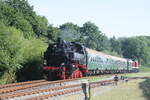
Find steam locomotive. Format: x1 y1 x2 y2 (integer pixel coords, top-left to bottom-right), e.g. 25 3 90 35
43 38 139 80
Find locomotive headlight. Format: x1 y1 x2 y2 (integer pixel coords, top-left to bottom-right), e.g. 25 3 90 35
43 60 47 65
72 64 75 68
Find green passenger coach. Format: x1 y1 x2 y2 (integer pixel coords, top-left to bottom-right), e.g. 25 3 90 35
86 48 133 74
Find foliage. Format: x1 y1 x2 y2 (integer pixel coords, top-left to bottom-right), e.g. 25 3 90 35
102 50 122 57
17 37 47 81
0 0 52 84
0 23 25 83
140 78 150 100
0 0 34 37
0 0 50 38
80 21 106 50
46 25 60 42
121 37 150 65
0 23 47 84
140 66 150 72
109 36 122 54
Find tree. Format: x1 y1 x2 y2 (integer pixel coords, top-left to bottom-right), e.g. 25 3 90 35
80 21 105 50
110 36 122 55
0 23 25 83
121 37 150 65
0 0 50 84
47 25 60 42
10 12 34 37
33 16 48 37
0 1 14 25
16 37 47 81
0 0 49 38
5 0 33 13
0 0 34 37
0 23 48 84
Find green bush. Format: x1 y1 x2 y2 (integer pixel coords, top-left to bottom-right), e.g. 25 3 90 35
0 23 25 84
16 37 47 81
0 23 47 84
140 78 150 100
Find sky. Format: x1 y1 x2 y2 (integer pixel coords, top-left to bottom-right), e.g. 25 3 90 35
28 0 150 38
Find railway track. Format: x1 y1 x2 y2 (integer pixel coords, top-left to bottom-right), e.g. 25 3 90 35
0 84 81 100
0 80 46 89
0 79 78 99
0 76 149 100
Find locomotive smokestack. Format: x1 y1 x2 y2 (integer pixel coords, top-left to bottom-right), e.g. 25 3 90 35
57 37 63 46
57 37 67 49
57 37 61 44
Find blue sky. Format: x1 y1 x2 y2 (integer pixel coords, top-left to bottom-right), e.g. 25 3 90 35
28 0 150 38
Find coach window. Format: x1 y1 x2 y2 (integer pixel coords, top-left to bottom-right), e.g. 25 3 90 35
92 57 94 62
92 58 94 62
91 58 93 62
94 58 96 62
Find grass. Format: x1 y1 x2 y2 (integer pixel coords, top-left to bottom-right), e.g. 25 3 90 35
123 66 150 77
60 93 84 100
91 79 147 100
124 72 150 78
81 75 112 82
140 66 150 72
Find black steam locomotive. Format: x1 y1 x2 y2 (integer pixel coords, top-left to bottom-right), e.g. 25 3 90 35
43 38 88 80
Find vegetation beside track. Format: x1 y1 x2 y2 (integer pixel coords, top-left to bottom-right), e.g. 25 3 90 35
81 75 113 82
123 66 150 78
140 66 150 72
124 72 150 78
91 79 147 100
60 94 84 100
140 78 150 100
